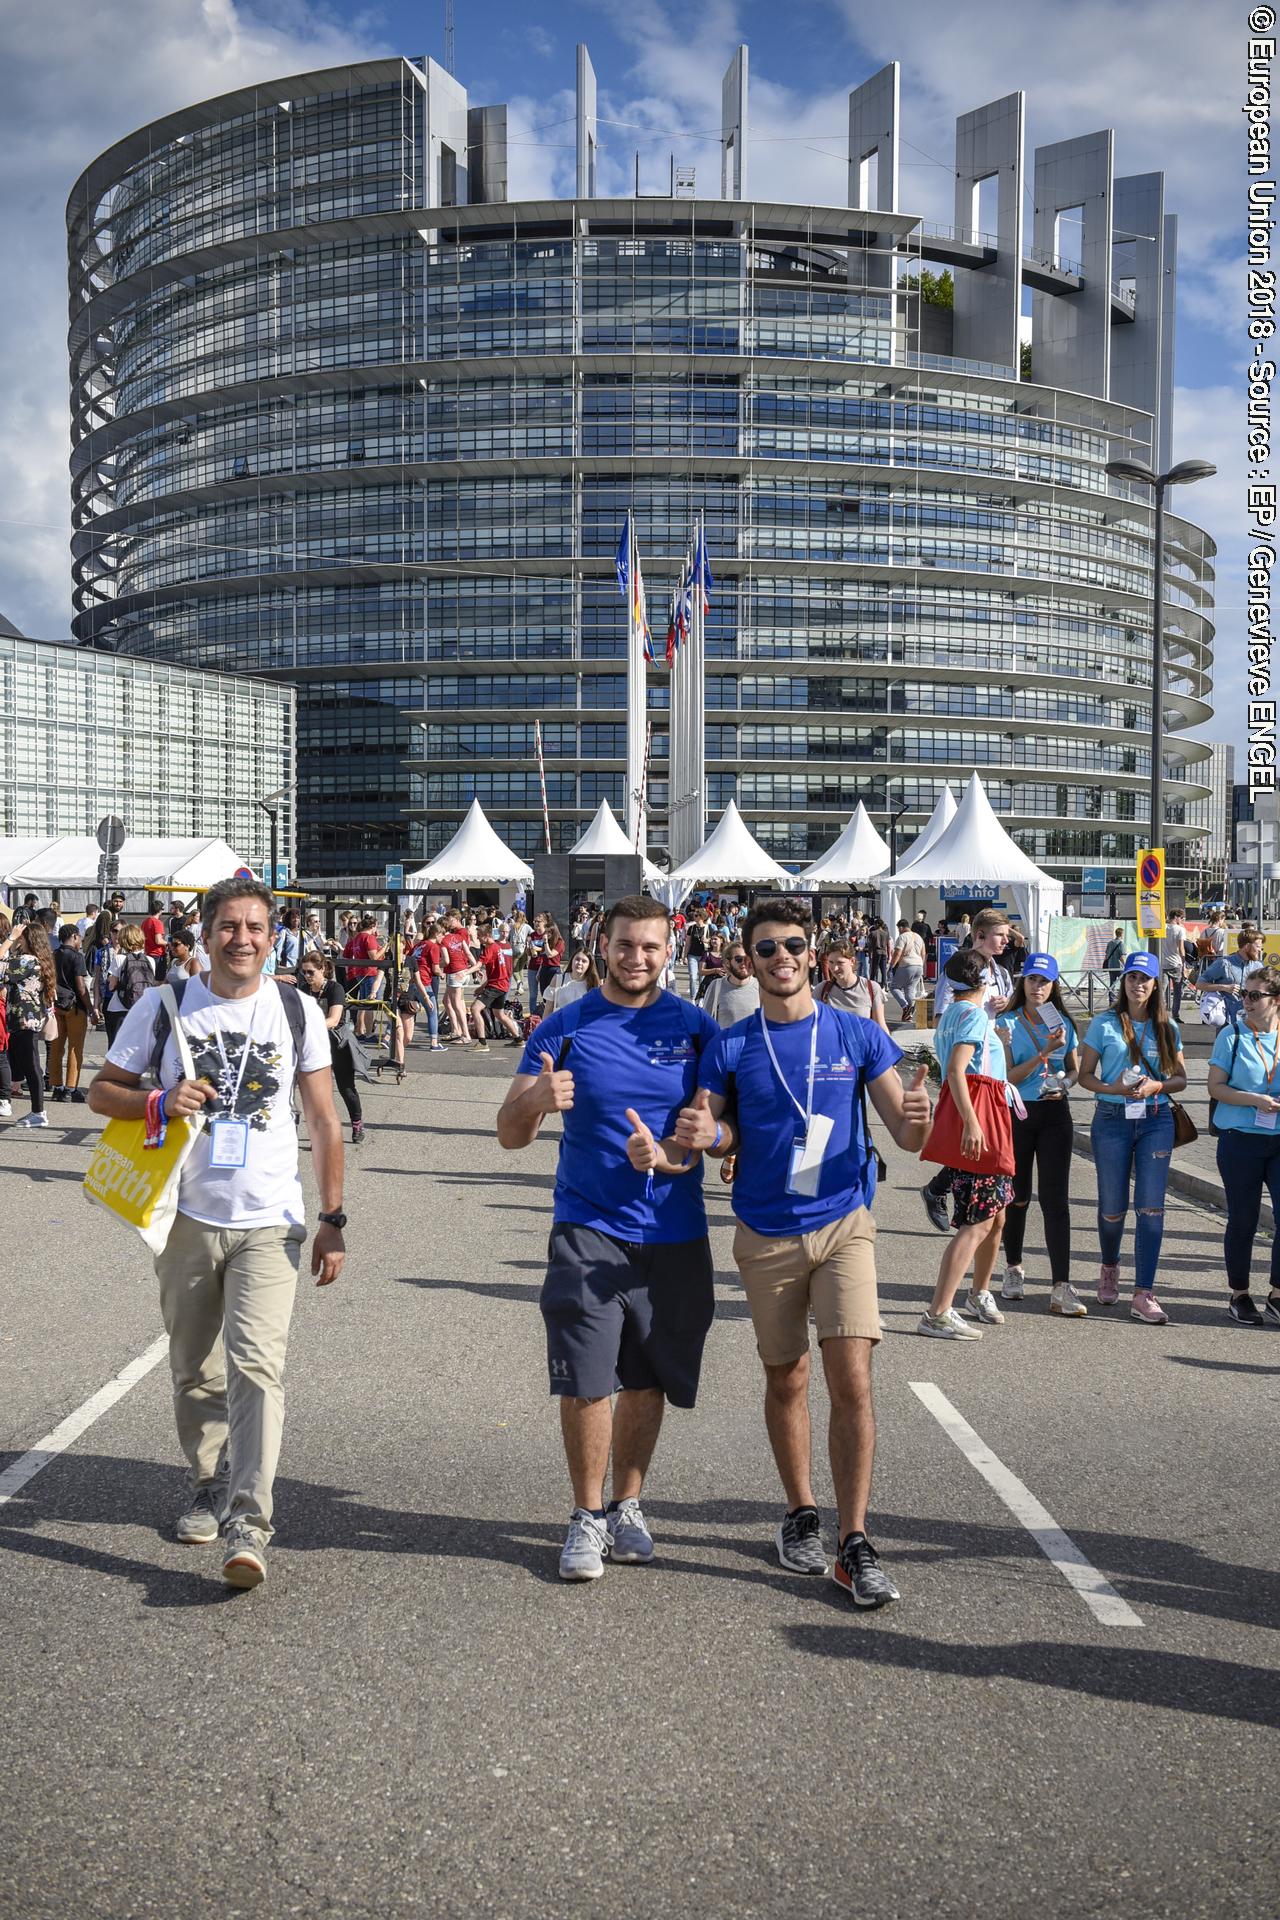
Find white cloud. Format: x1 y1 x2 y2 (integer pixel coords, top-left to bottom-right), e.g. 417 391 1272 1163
0 0 390 638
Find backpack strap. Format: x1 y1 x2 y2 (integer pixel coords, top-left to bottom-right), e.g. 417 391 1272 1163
148 977 308 1088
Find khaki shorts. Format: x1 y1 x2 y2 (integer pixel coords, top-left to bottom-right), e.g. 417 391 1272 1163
732 1208 881 1365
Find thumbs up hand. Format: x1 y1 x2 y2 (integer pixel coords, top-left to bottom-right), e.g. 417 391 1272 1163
536 1051 575 1114
901 1063 932 1129
674 1084 719 1152
624 1107 659 1172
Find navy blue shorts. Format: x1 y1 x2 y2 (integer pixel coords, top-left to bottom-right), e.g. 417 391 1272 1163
540 1224 716 1407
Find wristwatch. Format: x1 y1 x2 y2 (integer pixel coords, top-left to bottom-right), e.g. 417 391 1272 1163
318 1209 348 1229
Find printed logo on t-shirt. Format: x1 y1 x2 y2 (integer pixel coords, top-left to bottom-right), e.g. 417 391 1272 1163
648 1038 695 1066
188 1030 284 1131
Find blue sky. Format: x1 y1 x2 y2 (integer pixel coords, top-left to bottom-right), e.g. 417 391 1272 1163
0 0 1245 744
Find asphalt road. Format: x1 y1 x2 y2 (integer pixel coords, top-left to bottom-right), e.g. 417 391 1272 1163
2 1030 1278 1920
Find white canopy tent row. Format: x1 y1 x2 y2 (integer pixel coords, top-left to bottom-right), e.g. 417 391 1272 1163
793 802 892 894
0 835 252 909
879 773 1064 947
655 801 795 910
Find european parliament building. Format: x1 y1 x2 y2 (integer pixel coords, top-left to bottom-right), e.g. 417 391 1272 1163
66 47 1214 886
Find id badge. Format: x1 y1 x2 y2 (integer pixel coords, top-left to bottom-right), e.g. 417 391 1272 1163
786 1112 835 1196
1124 1099 1146 1120
1257 1108 1279 1132
208 1118 250 1169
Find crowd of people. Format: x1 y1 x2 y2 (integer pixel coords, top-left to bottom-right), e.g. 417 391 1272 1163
3 877 1276 1601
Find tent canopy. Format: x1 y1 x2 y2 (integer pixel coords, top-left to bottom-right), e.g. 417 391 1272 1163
1 835 250 890
666 801 793 890
796 802 892 887
404 799 534 888
880 773 1063 946
896 785 958 869
568 800 666 892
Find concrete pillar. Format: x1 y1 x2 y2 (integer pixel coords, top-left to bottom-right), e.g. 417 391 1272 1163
576 45 597 197
418 59 469 207
1111 173 1168 461
467 105 507 204
1032 129 1114 399
953 91 1024 375
848 64 899 212
721 46 748 199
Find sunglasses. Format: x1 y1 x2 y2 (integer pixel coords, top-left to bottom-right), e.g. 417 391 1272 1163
1242 989 1275 1003
751 936 809 959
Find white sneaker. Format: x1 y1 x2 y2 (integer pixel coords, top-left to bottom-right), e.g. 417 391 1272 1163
917 1308 983 1340
1000 1265 1025 1300
963 1289 1005 1325
0 1100 11 1117
12 1112 49 1129
1049 1282 1088 1318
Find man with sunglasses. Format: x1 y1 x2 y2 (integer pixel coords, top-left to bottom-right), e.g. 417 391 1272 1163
677 898 932 1606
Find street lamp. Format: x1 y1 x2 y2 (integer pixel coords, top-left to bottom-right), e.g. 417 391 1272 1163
257 787 287 891
1103 456 1216 948
888 800 910 874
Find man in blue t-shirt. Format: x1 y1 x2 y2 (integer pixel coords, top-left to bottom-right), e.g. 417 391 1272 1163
497 895 719 1583
678 898 932 1608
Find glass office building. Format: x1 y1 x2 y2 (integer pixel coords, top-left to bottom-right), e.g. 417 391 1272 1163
0 630 294 870
67 52 1214 884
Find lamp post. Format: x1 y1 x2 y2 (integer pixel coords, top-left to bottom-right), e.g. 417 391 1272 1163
257 786 287 891
1103 456 1216 951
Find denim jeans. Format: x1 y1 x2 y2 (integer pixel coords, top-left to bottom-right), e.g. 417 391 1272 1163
1090 1102 1174 1290
1162 970 1184 1020
1216 1128 1280 1293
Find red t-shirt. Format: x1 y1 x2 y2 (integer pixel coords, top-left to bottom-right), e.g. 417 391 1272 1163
415 937 443 983
441 929 474 976
343 930 382 981
141 914 167 960
480 941 512 993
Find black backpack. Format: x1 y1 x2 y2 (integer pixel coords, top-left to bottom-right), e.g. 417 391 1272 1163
117 953 153 1011
148 977 307 1088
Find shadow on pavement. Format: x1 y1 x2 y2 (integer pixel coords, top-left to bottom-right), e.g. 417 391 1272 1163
1167 1354 1280 1376
393 1273 754 1320
781 1619 1280 1729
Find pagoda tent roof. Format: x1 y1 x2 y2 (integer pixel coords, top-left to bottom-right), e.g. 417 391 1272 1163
403 800 535 888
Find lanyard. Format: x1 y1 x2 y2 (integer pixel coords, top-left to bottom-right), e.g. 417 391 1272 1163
209 993 262 1114
758 1008 818 1135
1018 1011 1055 1059
1253 1026 1280 1087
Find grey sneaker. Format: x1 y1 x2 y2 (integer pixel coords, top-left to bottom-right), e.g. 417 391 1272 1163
776 1506 828 1575
963 1289 1005 1325
921 1183 951 1232
917 1307 983 1340
221 1521 268 1589
175 1482 225 1544
1000 1264 1025 1300
605 1496 654 1564
559 1508 608 1581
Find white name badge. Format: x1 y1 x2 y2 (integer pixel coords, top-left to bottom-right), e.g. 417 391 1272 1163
208 1118 250 1169
786 1111 836 1196
1124 1099 1147 1120
1257 1108 1278 1131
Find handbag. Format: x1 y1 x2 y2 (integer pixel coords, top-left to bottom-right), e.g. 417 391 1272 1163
82 984 205 1254
921 1022 1015 1177
1169 1099 1198 1148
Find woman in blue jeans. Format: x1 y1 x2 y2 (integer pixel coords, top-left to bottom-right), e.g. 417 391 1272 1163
1207 964 1280 1327
1078 952 1187 1324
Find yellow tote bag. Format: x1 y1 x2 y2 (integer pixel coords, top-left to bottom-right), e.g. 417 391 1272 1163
83 985 206 1254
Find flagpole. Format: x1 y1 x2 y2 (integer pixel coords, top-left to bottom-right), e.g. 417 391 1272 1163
534 719 552 854
692 510 706 852
624 508 647 854
636 719 652 853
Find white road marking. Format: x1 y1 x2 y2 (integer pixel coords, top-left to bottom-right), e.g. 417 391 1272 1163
909 1381 1143 1628
0 1334 169 1508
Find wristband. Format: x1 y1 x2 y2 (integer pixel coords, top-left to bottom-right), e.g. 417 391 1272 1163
712 1123 724 1152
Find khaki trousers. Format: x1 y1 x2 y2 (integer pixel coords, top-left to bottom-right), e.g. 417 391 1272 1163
155 1211 304 1538
50 1006 88 1088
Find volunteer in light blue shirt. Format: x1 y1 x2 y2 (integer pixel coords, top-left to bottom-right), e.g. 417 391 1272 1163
685 899 932 1609
995 954 1085 1316
1077 952 1187 1323
497 897 719 1585
1206 963 1280 1326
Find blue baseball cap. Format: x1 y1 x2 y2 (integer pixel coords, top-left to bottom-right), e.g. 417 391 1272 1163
1022 952 1059 981
1122 951 1159 979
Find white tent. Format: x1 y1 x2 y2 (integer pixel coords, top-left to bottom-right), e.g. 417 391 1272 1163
877 785 958 926
1 835 251 893
881 773 1063 946
404 799 534 889
796 802 892 891
0 838 61 892
661 801 794 907
568 800 666 893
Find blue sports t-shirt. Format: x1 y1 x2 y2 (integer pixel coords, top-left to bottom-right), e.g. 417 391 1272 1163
1083 1011 1182 1105
517 989 718 1243
698 1001 901 1236
996 1007 1077 1102
1209 1022 1280 1132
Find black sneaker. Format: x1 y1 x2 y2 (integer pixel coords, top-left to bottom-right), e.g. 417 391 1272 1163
1263 1294 1280 1328
831 1532 900 1608
921 1184 950 1233
50 1085 68 1104
1228 1293 1266 1327
69 1089 87 1104
351 1121 365 1146
776 1506 828 1575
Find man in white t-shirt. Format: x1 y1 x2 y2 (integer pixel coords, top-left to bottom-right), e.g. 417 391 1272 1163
89 876 346 1591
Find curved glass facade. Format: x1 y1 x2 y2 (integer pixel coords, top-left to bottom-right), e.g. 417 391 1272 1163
68 58 1215 881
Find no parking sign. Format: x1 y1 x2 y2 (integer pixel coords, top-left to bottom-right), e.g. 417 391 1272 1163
1135 848 1166 937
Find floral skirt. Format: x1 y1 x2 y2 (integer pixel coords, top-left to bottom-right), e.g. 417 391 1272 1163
951 1170 1014 1228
